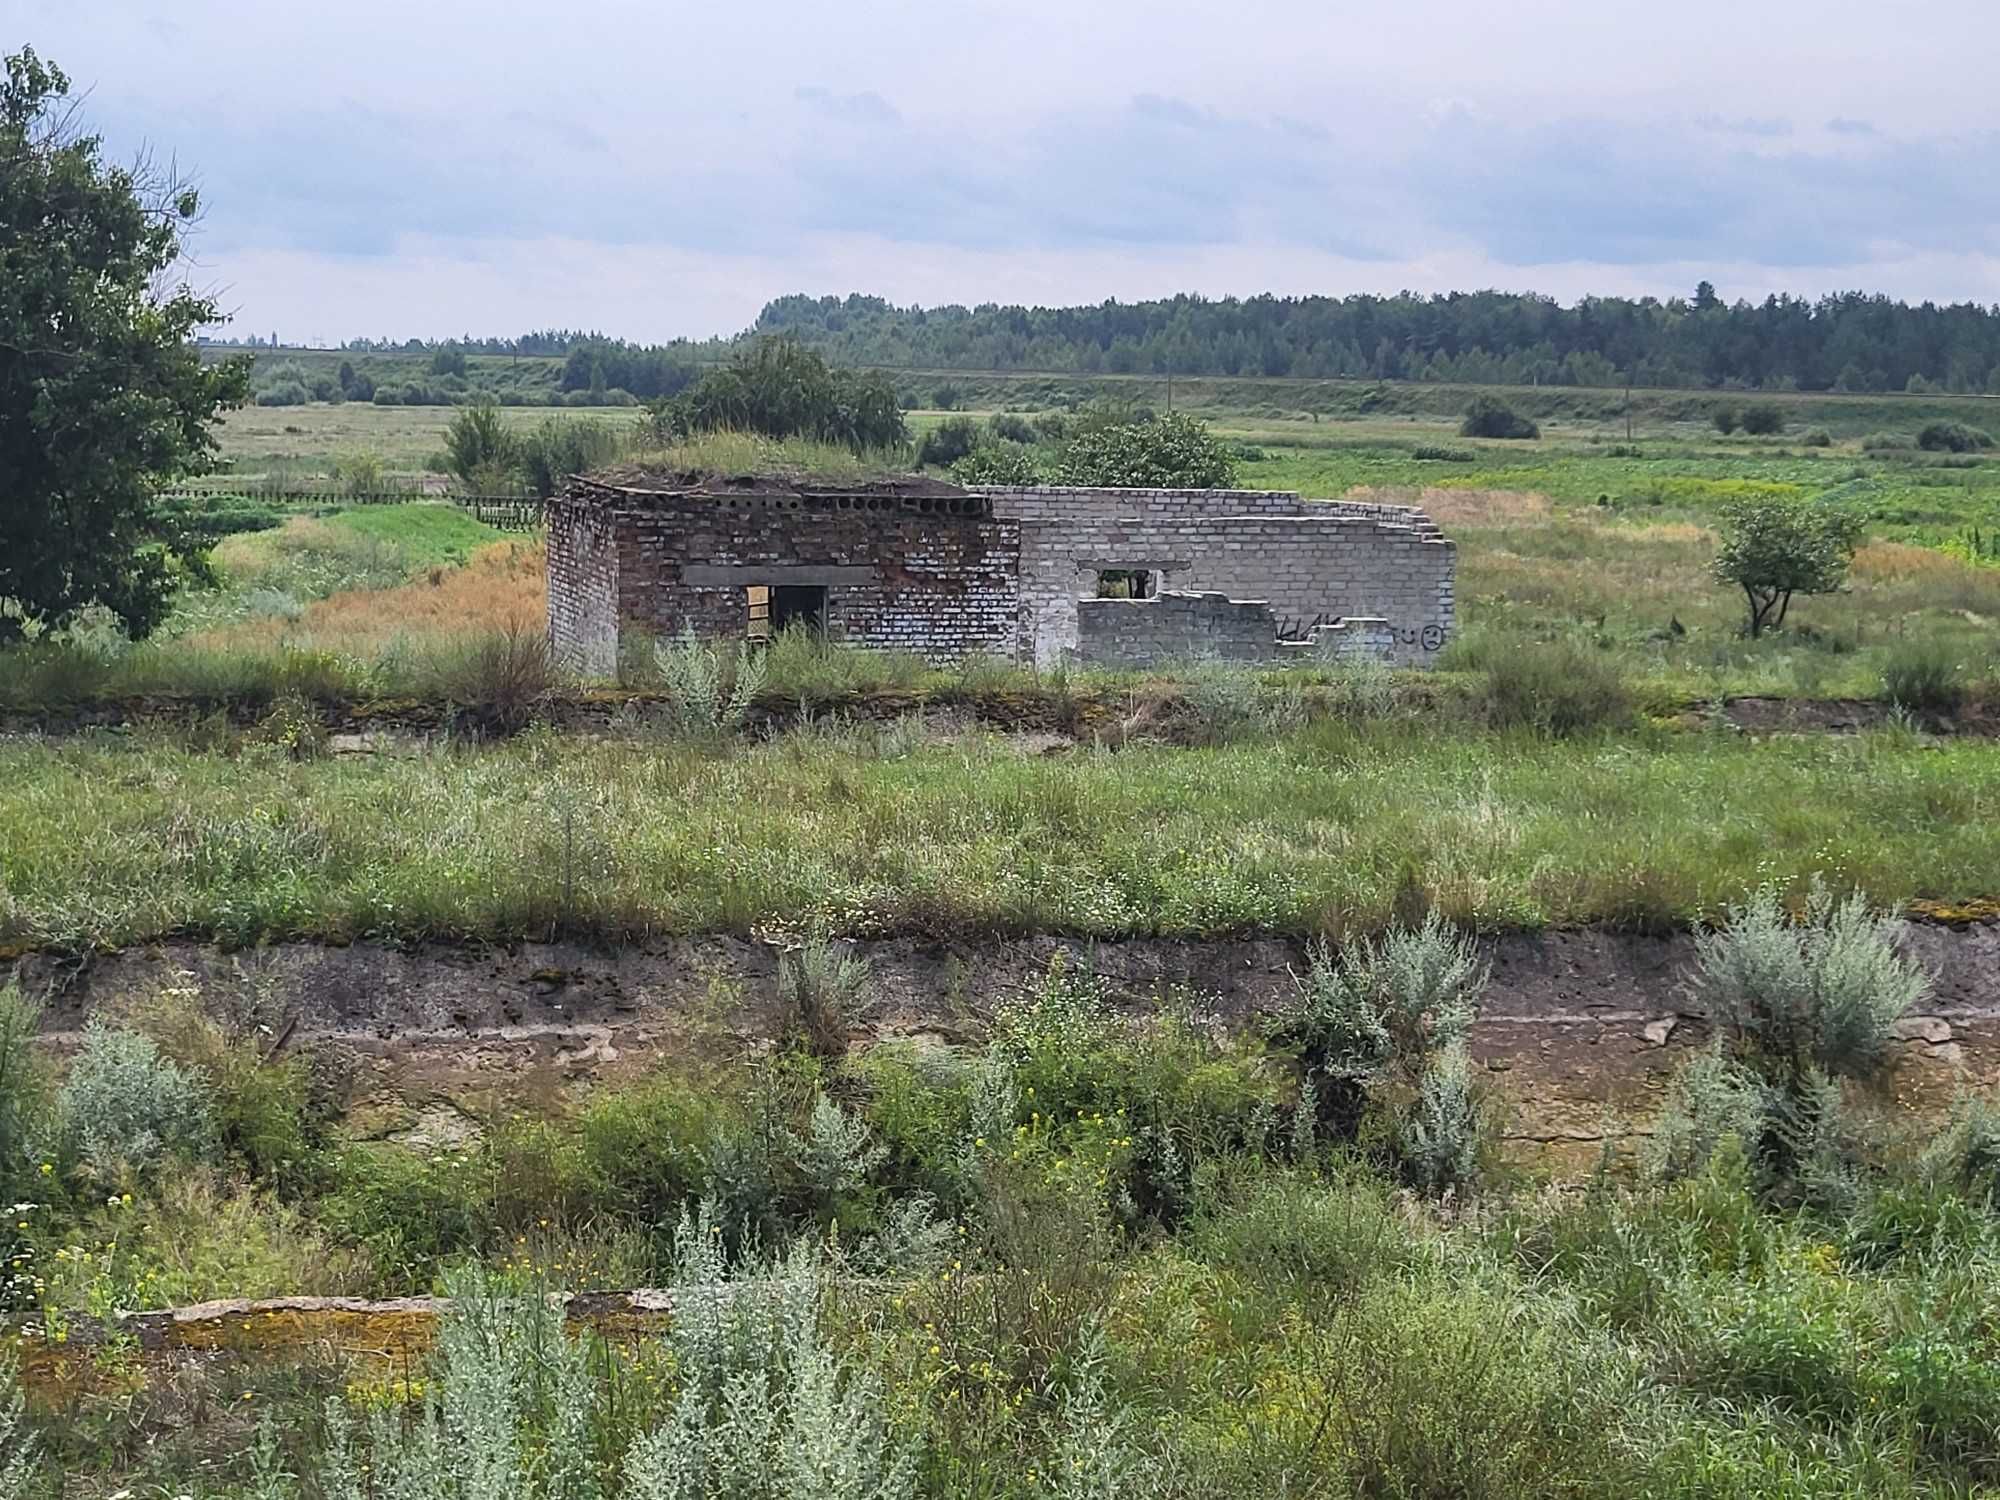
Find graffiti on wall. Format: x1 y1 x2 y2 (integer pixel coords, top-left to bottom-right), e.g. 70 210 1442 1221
1275 614 1447 652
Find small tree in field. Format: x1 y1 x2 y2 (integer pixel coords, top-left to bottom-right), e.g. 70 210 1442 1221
444 401 519 487
1 48 251 641
1713 496 1860 637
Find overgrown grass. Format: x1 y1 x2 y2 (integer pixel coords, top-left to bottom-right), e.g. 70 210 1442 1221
9 963 2000 1498
1 721 1996 949
319 503 508 569
620 428 913 479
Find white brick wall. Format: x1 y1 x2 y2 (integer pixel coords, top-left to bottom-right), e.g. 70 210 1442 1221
970 485 1455 666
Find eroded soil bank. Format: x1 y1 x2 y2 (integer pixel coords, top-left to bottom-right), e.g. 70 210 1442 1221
10 924 1997 1174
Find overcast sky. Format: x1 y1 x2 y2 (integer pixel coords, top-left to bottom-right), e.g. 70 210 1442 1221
16 0 2000 342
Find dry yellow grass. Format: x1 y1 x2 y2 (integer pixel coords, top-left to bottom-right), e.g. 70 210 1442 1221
1852 541 1981 584
1342 485 1553 527
193 540 547 655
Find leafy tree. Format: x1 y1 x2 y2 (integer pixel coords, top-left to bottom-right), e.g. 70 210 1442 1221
1712 496 1861 636
428 345 468 378
1459 396 1539 440
0 47 251 641
444 401 519 486
1711 404 1740 435
1054 412 1237 488
651 337 906 453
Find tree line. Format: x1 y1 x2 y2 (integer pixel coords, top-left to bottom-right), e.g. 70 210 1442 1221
752 287 2000 395
233 281 2000 402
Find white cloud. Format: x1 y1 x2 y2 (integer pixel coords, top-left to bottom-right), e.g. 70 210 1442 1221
17 0 2000 339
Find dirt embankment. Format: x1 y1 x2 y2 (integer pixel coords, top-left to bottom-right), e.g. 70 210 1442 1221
10 924 1997 1174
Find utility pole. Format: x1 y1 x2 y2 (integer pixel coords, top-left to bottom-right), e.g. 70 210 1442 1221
1625 375 1634 441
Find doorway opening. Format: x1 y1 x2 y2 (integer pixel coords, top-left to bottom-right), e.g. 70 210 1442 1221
771 584 828 636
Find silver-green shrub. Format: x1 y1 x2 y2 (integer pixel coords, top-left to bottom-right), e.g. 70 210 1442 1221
791 1092 884 1205
0 1347 35 1500
53 1020 211 1176
854 1194 956 1278
1290 912 1486 1081
325 1266 596 1500
1284 914 1490 1195
625 1203 912 1500
1040 1327 1155 1500
1690 884 1928 1080
1921 1087 2000 1203
1642 1044 1766 1184
653 625 765 735
1397 1043 1481 1198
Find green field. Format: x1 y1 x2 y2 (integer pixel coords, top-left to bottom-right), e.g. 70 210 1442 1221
213 400 650 482
5 718 1998 950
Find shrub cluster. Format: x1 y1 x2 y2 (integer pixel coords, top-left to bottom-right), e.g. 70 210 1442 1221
7 929 2000 1498
1648 883 1928 1207
1053 411 1238 487
1459 395 1539 440
441 405 630 495
1918 420 1995 453
1279 913 1490 1195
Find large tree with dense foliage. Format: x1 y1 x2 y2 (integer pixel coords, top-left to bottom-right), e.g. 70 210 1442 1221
0 47 250 642
649 337 906 454
1055 412 1237 488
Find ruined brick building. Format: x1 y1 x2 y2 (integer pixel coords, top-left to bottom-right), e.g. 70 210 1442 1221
545 470 1454 673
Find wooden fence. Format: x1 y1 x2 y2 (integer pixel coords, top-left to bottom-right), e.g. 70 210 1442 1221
158 485 547 532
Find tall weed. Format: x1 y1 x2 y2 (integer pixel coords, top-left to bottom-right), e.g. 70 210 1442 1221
1474 638 1632 735
653 625 765 735
777 928 871 1058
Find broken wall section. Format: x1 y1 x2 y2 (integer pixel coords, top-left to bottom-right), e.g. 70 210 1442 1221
973 485 1454 665
1075 592 1407 669
545 501 624 676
